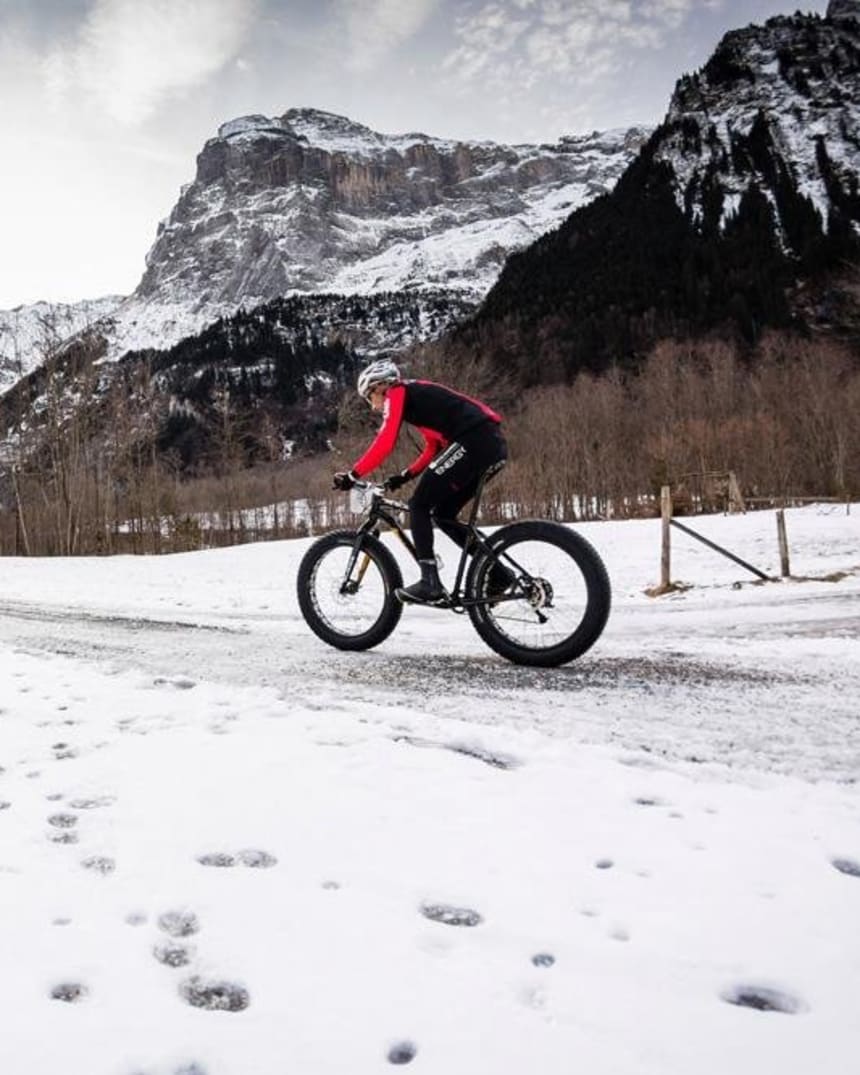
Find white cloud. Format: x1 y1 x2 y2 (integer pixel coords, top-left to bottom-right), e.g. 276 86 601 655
335 0 439 74
0 3 256 305
641 0 693 27
42 0 257 124
442 2 530 79
444 0 697 85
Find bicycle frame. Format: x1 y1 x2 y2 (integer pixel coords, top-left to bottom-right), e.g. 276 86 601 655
344 479 521 610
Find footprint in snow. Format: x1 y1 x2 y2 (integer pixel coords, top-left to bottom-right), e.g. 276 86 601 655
50 982 88 1003
832 857 860 878
237 848 277 868
721 983 807 1014
197 849 277 868
197 852 236 867
48 813 78 829
0 801 10 811
81 856 115 875
420 903 483 927
153 943 195 968
52 743 77 760
532 953 555 967
387 1041 417 1065
158 910 200 938
69 795 115 810
179 976 249 1012
49 831 79 845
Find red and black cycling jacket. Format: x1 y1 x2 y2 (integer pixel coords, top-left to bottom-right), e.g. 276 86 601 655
352 380 502 479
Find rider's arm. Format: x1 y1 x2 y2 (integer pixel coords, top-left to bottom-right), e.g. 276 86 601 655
405 427 448 477
352 383 406 477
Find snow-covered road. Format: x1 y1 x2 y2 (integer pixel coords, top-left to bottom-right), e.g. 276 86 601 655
1 506 857 780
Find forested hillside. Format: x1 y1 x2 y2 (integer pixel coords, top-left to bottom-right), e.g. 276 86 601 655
461 7 860 383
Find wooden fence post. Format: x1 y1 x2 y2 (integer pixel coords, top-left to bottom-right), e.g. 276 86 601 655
776 508 790 578
661 485 672 591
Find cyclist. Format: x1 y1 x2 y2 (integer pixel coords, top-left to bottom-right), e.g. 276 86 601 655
333 359 512 605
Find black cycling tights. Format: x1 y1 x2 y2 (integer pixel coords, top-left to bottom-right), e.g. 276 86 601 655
407 425 507 562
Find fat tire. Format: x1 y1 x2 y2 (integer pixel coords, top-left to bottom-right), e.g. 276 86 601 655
297 530 403 651
466 520 611 667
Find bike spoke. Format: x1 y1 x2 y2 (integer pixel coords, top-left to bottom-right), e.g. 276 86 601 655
311 546 390 638
481 539 590 652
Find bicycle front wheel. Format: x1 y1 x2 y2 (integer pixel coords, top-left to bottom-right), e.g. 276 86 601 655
297 530 403 651
466 521 611 667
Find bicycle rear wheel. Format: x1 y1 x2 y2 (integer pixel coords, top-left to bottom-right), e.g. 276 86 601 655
297 530 403 651
466 521 611 667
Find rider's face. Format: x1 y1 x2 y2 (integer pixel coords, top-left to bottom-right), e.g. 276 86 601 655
367 385 387 411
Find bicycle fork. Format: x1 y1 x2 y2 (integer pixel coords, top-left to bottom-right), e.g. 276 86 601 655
338 530 377 595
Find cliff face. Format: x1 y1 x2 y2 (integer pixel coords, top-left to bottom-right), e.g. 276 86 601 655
657 6 860 241
187 112 592 213
828 0 860 20
130 109 648 325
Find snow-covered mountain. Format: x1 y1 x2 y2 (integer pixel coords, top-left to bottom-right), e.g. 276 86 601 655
0 111 648 469
0 112 648 388
0 296 122 396
472 0 860 380
657 0 860 236
141 110 647 302
104 111 648 358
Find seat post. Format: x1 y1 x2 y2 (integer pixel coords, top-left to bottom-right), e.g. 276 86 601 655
465 460 506 530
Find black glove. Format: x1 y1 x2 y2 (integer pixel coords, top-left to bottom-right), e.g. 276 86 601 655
333 470 357 491
384 470 412 492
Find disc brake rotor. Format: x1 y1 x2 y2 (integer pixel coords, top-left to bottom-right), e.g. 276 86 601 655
524 577 554 609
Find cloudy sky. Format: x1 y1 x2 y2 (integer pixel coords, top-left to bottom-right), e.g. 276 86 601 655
0 0 829 309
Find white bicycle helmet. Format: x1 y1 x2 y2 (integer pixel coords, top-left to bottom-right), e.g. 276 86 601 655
357 359 400 399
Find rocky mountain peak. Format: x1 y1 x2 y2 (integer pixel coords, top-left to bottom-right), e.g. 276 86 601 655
280 107 388 149
116 110 648 359
828 0 860 20
217 108 388 152
658 5 859 244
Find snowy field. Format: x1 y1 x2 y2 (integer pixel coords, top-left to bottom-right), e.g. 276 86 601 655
0 503 858 1075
